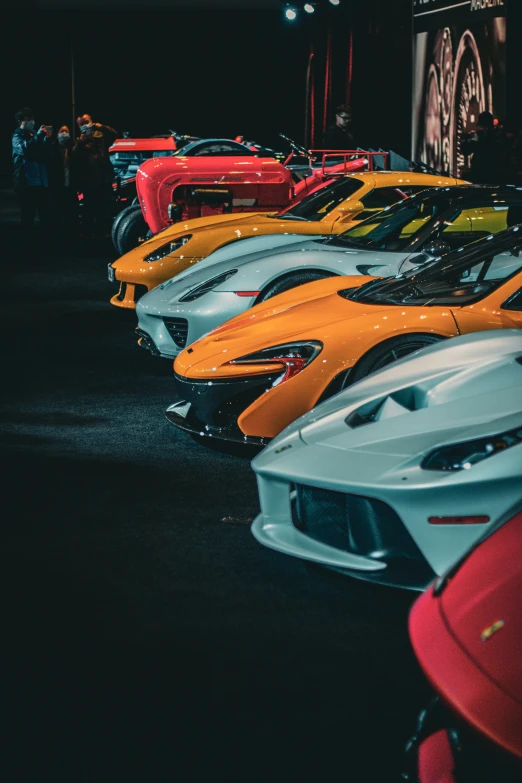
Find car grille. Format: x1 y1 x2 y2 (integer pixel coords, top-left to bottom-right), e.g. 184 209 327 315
163 317 189 348
292 484 424 563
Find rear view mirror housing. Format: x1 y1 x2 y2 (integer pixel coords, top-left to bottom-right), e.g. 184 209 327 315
422 240 451 257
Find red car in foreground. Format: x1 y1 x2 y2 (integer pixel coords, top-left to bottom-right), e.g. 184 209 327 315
405 506 522 782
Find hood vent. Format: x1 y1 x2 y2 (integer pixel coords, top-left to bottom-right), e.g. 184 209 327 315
346 388 417 429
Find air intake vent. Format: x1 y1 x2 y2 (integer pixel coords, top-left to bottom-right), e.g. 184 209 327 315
163 317 189 348
346 389 416 429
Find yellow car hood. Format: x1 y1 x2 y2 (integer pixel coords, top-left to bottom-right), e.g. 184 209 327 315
145 210 275 241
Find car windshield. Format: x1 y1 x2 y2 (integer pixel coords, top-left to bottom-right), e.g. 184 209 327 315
171 140 257 157
327 191 453 250
344 228 522 307
272 177 364 222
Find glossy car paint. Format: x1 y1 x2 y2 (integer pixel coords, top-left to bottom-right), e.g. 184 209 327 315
137 185 516 359
137 155 294 235
410 505 522 759
111 172 462 308
250 330 522 588
135 145 375 236
171 228 522 441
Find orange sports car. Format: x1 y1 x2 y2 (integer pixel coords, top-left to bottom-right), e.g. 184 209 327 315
167 220 522 446
108 171 463 308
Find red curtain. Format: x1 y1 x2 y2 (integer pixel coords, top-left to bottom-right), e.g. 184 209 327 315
322 28 333 138
346 26 353 106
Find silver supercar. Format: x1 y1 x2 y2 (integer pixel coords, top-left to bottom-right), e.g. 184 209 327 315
251 330 522 590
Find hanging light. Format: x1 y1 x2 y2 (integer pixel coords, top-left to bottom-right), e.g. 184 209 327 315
329 0 341 5
285 6 297 20
304 3 315 12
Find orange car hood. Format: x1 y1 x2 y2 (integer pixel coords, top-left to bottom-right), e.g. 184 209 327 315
114 211 276 265
175 276 395 375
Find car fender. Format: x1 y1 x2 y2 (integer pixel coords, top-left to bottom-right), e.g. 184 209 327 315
156 235 326 297
213 247 410 296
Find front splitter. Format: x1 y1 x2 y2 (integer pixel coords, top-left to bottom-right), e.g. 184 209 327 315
165 400 270 448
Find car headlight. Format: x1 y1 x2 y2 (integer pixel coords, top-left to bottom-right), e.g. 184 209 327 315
229 341 323 385
179 270 238 302
144 234 192 263
421 426 522 471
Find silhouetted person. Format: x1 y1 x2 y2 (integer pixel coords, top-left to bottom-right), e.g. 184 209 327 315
49 125 78 244
12 107 54 249
72 113 118 237
462 111 514 185
323 105 356 150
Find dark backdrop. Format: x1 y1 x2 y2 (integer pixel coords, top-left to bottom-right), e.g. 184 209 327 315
1 3 414 189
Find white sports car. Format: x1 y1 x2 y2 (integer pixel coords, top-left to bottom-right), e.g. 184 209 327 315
136 186 522 358
251 330 522 590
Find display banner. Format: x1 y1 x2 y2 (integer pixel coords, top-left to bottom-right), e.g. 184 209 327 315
412 0 507 175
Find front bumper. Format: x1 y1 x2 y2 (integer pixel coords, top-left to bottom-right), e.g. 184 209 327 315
110 279 151 309
165 370 281 445
251 481 434 590
136 291 255 358
249 435 515 589
165 401 269 447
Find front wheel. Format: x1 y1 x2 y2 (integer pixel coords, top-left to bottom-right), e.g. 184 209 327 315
111 204 142 254
257 271 332 302
342 334 444 388
115 208 149 256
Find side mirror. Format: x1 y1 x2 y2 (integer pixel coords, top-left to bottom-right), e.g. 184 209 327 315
398 252 432 273
422 239 451 257
337 201 364 222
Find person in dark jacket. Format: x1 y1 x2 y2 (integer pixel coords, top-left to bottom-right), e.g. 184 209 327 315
49 124 78 242
12 107 54 241
322 105 356 150
461 111 514 185
72 113 118 237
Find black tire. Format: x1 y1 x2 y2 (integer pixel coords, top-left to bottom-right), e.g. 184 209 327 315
257 271 333 302
342 334 444 388
111 204 142 253
115 208 149 256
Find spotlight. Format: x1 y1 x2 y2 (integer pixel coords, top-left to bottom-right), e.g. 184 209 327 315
285 6 297 20
304 3 315 12
329 0 340 5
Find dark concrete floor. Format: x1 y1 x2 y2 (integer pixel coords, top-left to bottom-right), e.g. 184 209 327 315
1 206 431 782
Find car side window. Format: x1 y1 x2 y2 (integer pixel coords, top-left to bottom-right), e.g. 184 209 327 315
462 249 522 284
433 205 520 251
352 186 419 222
501 287 522 311
360 187 411 210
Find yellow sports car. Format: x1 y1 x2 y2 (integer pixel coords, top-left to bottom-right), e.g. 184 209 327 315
108 171 464 308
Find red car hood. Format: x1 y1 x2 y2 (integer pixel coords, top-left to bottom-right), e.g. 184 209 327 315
410 509 522 759
440 510 522 710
